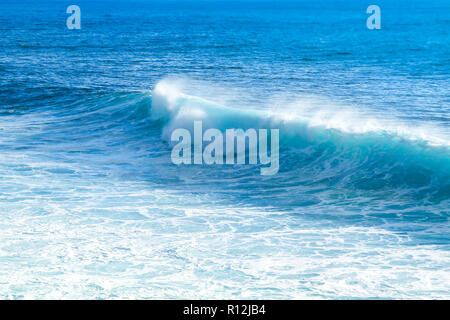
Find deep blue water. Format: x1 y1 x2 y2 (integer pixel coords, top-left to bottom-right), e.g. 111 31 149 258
0 0 449 299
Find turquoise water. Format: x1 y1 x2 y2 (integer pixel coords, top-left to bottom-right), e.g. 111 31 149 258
0 0 449 299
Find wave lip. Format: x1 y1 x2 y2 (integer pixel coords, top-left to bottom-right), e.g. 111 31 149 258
151 79 450 149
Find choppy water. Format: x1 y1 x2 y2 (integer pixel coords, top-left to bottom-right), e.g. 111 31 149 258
0 0 449 299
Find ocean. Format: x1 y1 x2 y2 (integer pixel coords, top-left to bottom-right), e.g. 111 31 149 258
0 0 449 299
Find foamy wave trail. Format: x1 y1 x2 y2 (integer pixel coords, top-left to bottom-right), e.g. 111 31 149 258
150 79 450 204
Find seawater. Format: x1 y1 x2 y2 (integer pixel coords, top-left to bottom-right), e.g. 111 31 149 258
0 0 449 299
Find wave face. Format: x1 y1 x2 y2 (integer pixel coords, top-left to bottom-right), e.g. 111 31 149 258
0 0 449 299
152 79 450 204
